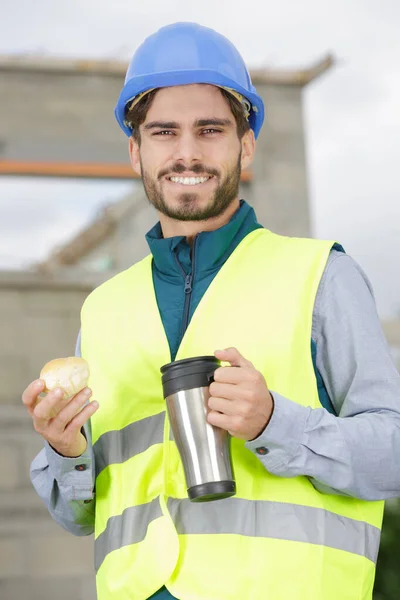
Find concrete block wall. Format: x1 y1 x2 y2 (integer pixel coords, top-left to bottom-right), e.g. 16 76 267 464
252 83 311 238
0 70 127 165
0 271 95 405
0 271 98 599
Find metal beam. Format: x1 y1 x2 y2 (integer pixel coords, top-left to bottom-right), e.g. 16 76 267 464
0 159 252 181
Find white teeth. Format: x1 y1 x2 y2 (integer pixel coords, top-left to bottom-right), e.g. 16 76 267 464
169 176 210 185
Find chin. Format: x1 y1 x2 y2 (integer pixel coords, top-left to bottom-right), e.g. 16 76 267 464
162 195 214 221
178 190 212 203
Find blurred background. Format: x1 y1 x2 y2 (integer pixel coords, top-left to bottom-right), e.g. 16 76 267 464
0 1 399 598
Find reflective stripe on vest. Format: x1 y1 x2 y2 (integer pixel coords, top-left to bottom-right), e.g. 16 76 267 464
95 496 380 572
94 412 166 477
95 498 163 571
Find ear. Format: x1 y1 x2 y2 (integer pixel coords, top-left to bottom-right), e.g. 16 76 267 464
129 137 141 176
240 129 255 171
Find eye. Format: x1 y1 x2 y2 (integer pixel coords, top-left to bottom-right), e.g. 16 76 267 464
153 130 174 136
201 128 222 135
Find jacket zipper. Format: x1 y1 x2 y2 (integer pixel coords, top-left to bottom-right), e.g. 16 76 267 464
174 236 198 342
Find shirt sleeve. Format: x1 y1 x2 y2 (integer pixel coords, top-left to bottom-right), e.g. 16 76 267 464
29 330 96 536
246 250 400 501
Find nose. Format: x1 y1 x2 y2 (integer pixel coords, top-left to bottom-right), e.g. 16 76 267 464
172 131 203 166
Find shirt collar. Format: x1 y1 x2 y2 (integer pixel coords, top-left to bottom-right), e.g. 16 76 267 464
145 200 261 277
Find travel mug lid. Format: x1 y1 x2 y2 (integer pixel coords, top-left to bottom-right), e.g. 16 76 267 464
160 356 220 398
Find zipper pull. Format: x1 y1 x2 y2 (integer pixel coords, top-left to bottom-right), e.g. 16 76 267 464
184 274 193 294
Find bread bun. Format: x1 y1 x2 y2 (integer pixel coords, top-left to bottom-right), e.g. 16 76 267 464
40 357 90 400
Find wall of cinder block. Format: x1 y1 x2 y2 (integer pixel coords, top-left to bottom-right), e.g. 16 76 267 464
0 272 98 600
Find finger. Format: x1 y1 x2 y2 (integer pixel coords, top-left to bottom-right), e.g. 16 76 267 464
33 386 91 429
207 409 235 431
52 388 93 432
213 366 254 385
33 387 66 428
209 381 242 401
22 379 45 415
214 347 253 369
208 396 236 416
64 400 99 434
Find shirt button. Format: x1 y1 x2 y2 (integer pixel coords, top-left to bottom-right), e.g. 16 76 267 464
256 447 269 456
75 464 87 471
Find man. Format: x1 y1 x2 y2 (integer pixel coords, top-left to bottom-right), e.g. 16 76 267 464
24 22 400 600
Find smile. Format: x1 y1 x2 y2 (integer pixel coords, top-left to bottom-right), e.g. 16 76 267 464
168 176 212 186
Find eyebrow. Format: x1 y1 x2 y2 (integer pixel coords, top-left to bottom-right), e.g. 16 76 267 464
195 118 233 128
144 121 179 130
144 118 233 130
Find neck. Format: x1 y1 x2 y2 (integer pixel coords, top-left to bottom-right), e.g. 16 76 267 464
159 198 241 245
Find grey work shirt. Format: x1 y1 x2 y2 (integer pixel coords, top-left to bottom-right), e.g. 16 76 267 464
30 250 400 535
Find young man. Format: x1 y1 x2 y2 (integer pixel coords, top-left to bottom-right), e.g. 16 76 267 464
24 22 400 600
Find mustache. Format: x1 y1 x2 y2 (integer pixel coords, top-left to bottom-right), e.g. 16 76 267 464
158 163 220 179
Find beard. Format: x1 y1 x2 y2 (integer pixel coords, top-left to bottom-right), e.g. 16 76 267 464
141 154 241 222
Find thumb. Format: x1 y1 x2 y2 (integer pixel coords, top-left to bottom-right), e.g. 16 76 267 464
214 347 253 368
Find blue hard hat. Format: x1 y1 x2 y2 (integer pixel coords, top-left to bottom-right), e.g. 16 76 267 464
115 22 265 139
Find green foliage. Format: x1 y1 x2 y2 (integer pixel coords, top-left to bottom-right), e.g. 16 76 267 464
374 499 400 599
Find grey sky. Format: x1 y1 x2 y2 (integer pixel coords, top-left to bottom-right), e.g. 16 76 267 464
1 0 399 317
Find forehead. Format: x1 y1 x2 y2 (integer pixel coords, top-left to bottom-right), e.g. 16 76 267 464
145 84 232 121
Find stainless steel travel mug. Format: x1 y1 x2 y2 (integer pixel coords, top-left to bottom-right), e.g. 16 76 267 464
161 356 236 502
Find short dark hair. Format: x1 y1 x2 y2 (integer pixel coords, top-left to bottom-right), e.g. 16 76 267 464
125 87 251 144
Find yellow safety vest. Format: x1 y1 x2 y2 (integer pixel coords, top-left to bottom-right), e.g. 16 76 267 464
81 228 383 600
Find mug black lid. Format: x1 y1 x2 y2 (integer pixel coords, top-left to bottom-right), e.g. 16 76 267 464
160 355 219 378
160 356 220 398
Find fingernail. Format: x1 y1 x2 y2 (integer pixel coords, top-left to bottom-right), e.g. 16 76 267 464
83 388 92 397
54 388 63 398
34 379 44 389
91 401 99 409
